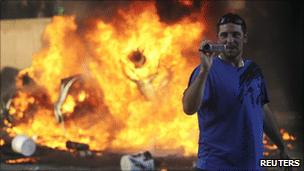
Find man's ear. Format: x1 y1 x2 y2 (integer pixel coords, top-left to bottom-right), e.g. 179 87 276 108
243 33 248 43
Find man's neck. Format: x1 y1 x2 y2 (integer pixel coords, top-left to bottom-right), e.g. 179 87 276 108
219 54 244 68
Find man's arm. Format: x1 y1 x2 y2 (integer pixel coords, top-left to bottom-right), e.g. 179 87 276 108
182 69 208 115
263 104 289 157
182 40 214 115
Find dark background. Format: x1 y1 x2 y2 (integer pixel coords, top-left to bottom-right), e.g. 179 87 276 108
157 0 303 114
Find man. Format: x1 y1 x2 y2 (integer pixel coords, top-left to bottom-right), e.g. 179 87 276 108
182 13 289 170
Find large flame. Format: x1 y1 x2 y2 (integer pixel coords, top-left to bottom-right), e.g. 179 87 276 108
5 3 204 156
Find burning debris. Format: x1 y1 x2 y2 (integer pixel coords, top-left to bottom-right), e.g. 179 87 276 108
66 140 89 151
0 2 300 165
128 49 146 68
120 151 154 171
54 75 82 123
121 52 171 100
66 140 92 158
2 2 204 155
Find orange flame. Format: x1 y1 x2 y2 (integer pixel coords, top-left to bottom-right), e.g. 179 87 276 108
179 0 193 7
280 128 296 141
6 2 204 156
263 129 296 156
5 158 37 164
0 139 5 146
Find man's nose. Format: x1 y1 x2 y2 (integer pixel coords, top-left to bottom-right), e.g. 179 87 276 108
227 34 234 43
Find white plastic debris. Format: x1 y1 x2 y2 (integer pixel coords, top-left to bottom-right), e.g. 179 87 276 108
120 151 154 171
11 135 36 156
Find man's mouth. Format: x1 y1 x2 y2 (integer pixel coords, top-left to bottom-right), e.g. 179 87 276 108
225 46 238 52
226 45 236 49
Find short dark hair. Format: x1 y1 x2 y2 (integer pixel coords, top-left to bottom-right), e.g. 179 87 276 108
217 13 247 34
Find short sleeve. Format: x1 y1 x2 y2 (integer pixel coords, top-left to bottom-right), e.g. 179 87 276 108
260 78 270 105
187 65 211 104
187 65 201 87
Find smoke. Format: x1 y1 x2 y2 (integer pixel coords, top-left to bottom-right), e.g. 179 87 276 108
60 0 206 25
155 0 203 24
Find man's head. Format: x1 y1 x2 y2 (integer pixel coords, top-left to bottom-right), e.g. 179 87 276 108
217 13 247 60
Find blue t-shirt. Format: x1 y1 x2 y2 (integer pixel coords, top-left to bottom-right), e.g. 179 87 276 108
188 57 269 170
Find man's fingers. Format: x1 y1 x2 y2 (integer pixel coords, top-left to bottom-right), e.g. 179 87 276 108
199 40 210 51
204 52 211 57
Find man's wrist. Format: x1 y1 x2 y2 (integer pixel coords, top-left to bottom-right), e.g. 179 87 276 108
278 143 285 151
199 66 210 74
198 70 209 79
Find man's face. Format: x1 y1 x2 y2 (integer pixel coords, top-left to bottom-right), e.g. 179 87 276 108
217 23 247 60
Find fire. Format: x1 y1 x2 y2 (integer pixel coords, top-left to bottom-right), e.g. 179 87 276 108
179 0 193 7
5 2 204 156
0 139 4 146
263 129 296 156
77 90 87 102
8 91 35 119
62 95 76 114
5 157 37 164
280 128 296 141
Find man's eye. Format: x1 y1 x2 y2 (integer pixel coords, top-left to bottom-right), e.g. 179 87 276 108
233 32 241 38
220 33 228 37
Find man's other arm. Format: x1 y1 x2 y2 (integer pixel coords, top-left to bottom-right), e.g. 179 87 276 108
263 104 289 157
